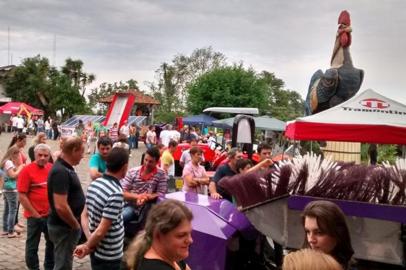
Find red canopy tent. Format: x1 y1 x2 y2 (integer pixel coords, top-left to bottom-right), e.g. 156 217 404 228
285 89 406 144
0 102 43 116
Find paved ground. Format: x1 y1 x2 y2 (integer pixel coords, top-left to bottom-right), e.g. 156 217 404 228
0 133 404 270
0 132 145 270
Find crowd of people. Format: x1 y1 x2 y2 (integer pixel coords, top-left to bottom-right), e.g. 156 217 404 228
0 122 185 270
145 124 217 151
6 114 59 139
74 120 140 156
0 118 359 270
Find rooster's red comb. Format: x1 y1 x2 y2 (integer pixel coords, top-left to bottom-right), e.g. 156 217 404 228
338 10 351 25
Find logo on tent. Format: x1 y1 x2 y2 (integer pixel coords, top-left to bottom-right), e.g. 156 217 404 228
359 98 390 109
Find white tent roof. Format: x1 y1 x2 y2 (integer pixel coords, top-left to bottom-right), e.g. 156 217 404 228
203 107 259 115
285 89 406 144
213 115 286 131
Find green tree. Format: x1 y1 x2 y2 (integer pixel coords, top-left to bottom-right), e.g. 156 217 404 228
5 56 50 108
171 47 227 105
87 79 140 114
127 79 139 89
148 47 227 122
48 68 90 117
186 64 269 114
4 55 89 118
378 144 397 164
149 63 181 123
260 71 305 121
62 58 96 97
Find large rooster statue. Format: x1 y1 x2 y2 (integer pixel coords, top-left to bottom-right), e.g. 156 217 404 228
305 10 364 115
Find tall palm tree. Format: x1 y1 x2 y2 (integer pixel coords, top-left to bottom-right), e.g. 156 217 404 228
62 58 95 97
80 73 96 97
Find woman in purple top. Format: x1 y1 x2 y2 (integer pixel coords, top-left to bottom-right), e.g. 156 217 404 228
182 147 209 194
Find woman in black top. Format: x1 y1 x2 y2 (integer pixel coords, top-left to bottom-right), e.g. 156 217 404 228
125 199 193 270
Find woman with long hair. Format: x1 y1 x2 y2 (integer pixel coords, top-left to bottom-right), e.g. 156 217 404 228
8 132 27 230
8 132 28 165
283 249 343 270
125 199 193 270
302 200 354 269
1 145 24 238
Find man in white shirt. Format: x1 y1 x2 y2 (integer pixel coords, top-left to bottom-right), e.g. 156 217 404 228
145 125 156 150
169 128 181 143
119 120 130 138
207 131 217 150
45 117 53 139
159 125 172 147
11 115 18 132
16 116 25 133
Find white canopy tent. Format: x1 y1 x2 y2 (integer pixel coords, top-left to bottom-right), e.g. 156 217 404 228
213 115 285 131
285 89 406 144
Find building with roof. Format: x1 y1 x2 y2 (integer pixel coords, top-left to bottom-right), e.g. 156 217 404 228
0 65 14 103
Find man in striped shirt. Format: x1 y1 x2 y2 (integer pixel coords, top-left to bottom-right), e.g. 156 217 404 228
74 148 129 270
120 147 168 227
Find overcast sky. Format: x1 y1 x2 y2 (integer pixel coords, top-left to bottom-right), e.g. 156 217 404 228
1 0 406 104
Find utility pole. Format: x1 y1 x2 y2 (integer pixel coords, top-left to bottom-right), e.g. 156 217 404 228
53 34 56 66
7 27 10 65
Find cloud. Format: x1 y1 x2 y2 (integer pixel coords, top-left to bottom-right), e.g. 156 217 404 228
0 0 406 103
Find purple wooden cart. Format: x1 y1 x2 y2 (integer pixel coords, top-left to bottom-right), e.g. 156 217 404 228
164 192 258 270
243 195 406 266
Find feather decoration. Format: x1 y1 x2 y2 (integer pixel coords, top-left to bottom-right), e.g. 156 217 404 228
220 155 406 209
274 165 292 197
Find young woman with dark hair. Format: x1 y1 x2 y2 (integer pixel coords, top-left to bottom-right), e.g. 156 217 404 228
8 132 28 230
302 200 354 270
8 132 28 164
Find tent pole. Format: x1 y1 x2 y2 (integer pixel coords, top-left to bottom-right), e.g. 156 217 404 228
310 141 313 154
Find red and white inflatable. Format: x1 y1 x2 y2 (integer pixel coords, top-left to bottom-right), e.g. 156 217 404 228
103 93 135 128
